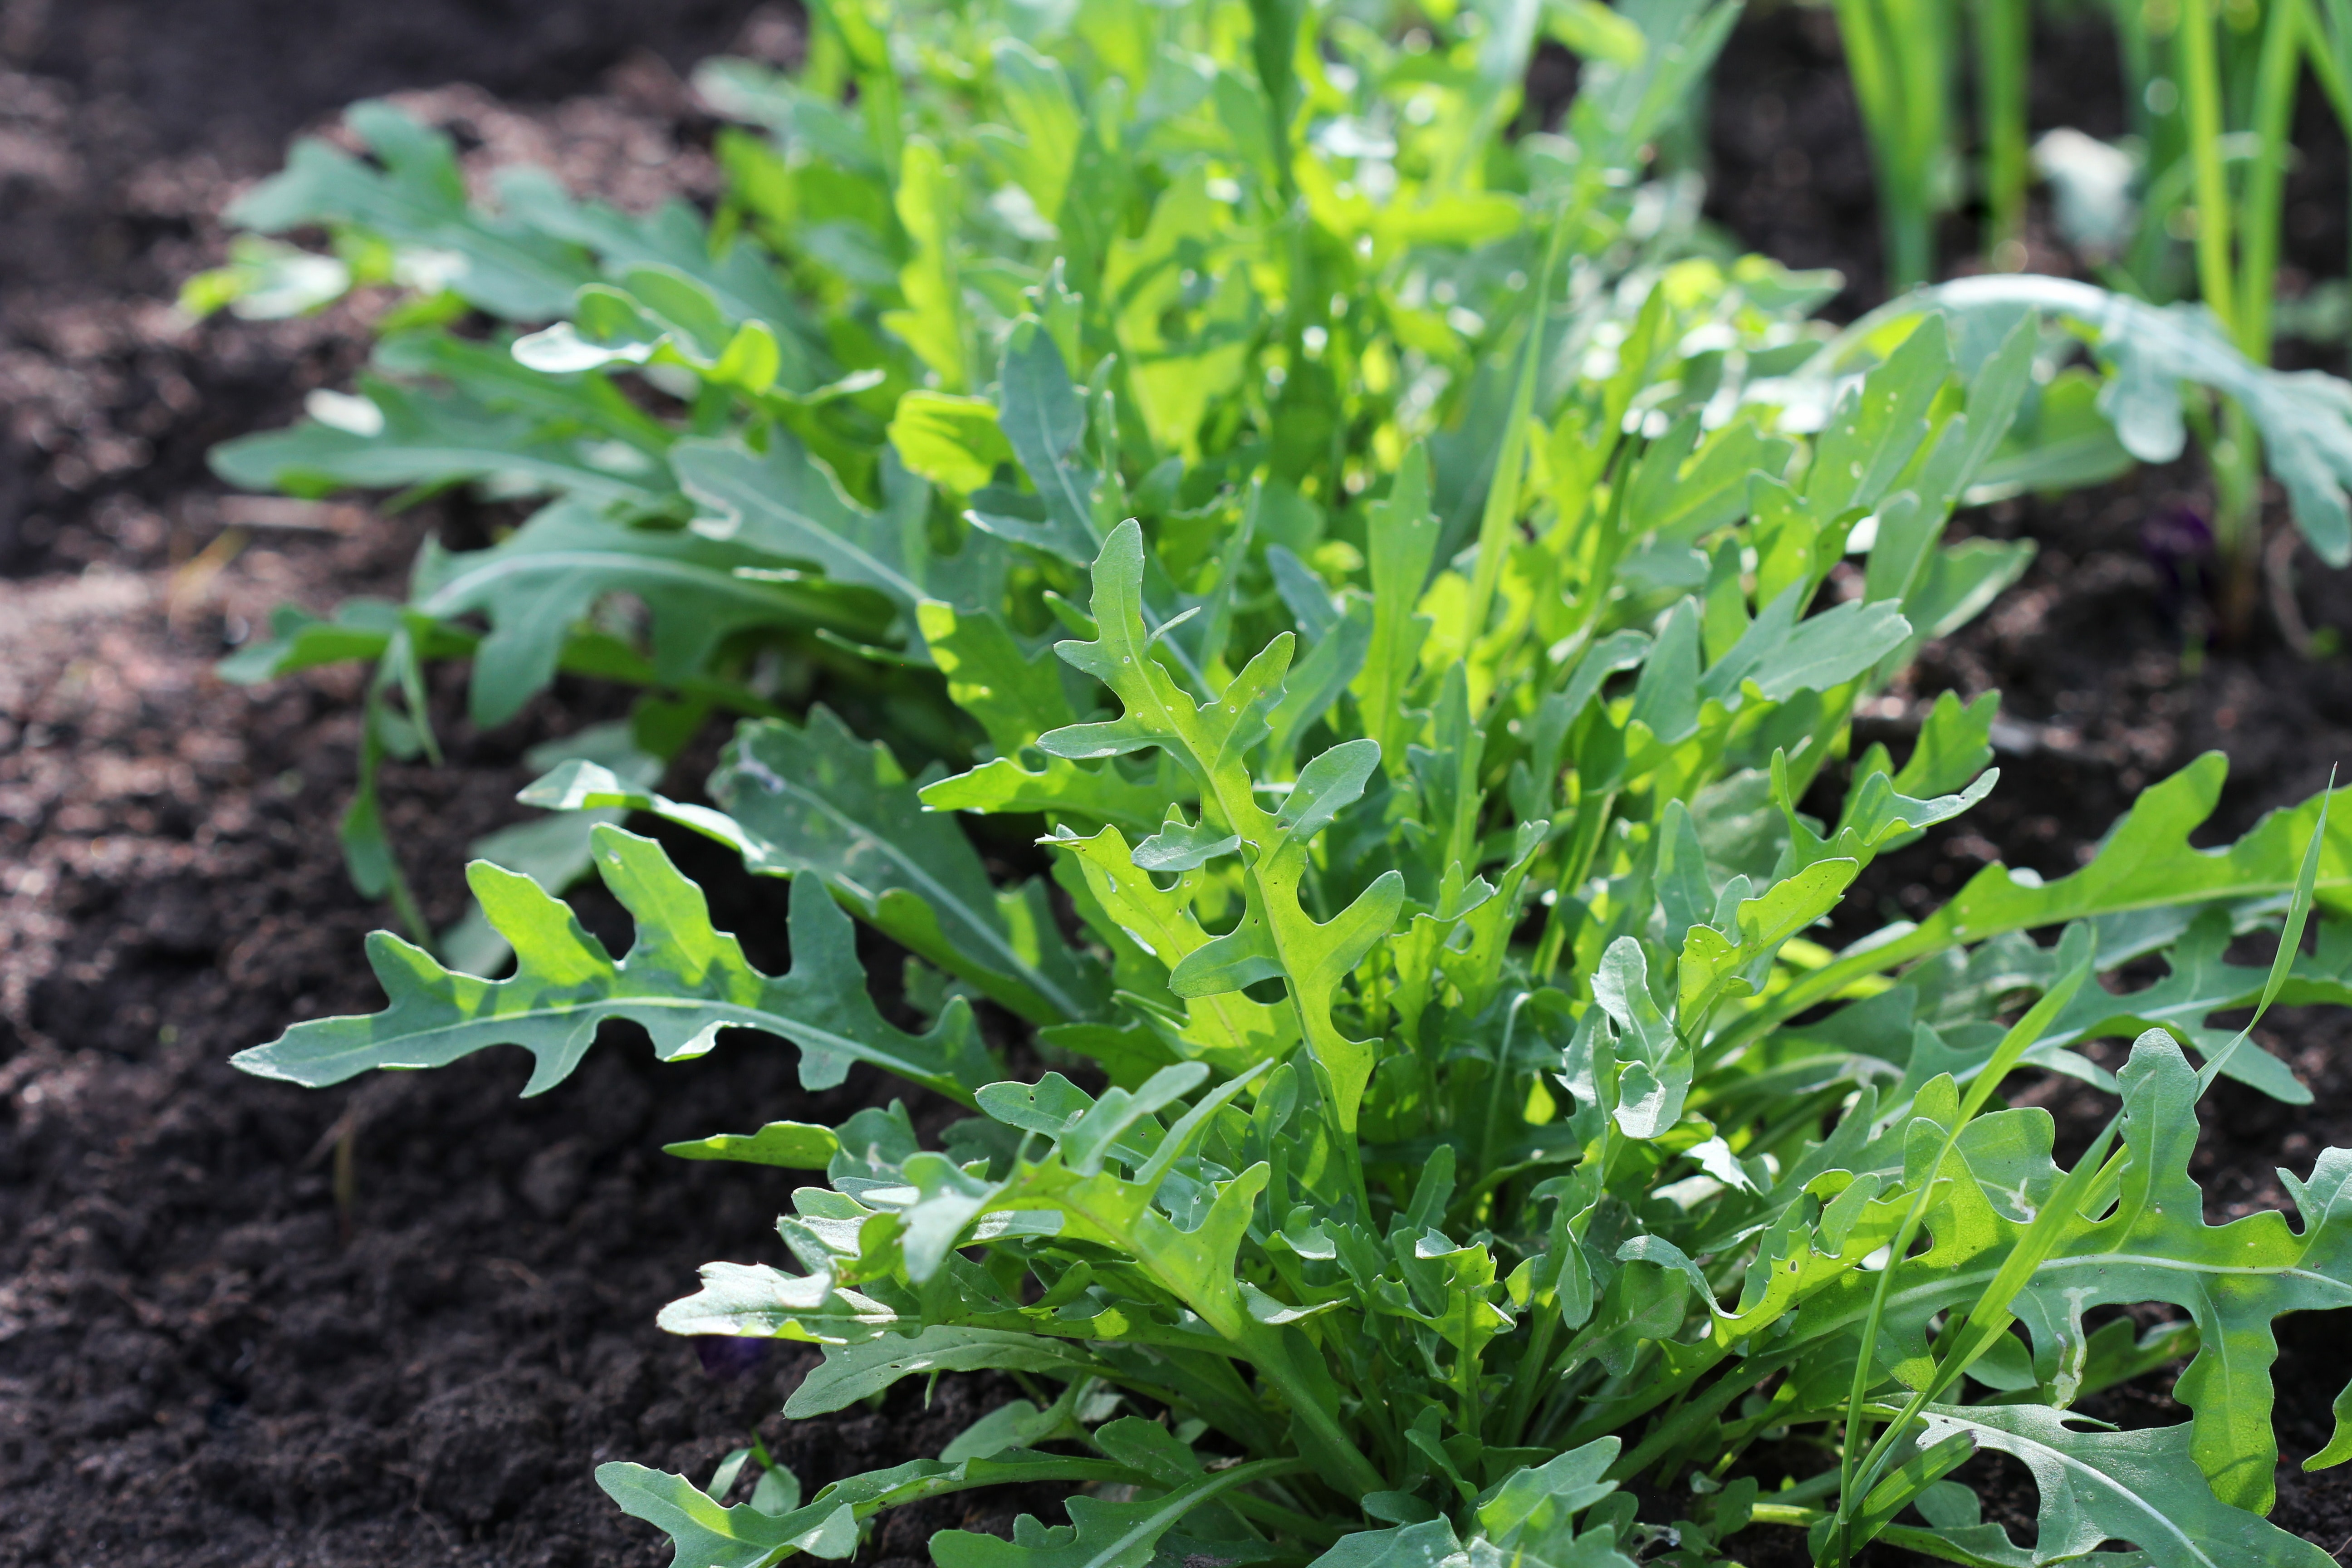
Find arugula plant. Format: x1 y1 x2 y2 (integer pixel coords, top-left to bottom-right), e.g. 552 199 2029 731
238 281 2352 1568
186 0 1740 953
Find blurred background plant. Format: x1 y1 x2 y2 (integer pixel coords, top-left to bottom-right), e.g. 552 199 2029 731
1836 0 2352 637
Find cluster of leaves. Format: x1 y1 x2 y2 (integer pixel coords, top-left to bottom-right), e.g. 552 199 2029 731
190 0 1744 951
212 2 2352 1564
242 275 2352 1565
192 0 2352 963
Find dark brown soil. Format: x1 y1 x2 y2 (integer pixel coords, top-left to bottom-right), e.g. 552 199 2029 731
6 0 2352 1564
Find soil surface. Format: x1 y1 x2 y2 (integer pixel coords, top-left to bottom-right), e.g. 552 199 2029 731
5 0 2352 1564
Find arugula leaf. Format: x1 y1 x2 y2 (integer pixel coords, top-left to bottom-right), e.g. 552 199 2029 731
601 1451 1139 1568
1913 1403 2333 1568
930 1458 1309 1568
549 708 1110 1025
210 376 676 514
234 827 995 1101
409 499 885 728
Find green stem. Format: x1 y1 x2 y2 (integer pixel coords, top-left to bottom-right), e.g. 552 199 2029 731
1249 1331 1387 1500
1754 1507 2017 1568
2304 0 2352 373
1824 953 2103 1556
1828 1151 1955 1562
2210 0 2296 626
1498 1307 1562 1450
1605 1350 1792 1483
1455 1289 1482 1440
1842 1109 2129 1552
1465 206 1573 640
2172 0 2282 623
1704 916 1947 1068
2214 400 2264 625
2178 0 2240 343
383 855 436 957
2115 0 2157 147
1974 0 2031 261
1838 0 1939 289
1223 1491 1346 1545
2238 0 2305 362
1475 992 1534 1200
1534 785 1617 980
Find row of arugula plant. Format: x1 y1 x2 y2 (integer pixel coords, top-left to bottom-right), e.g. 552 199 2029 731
195 0 2352 1563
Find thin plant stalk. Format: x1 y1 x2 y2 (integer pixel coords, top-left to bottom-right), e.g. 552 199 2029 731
1837 0 1955 289
2209 0 2308 627
2115 0 2159 147
2239 0 2305 363
2173 0 2311 628
2178 0 2240 343
1973 0 2033 264
2305 0 2352 374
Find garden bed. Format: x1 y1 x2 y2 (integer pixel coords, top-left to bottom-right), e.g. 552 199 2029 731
5 2 2352 1564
